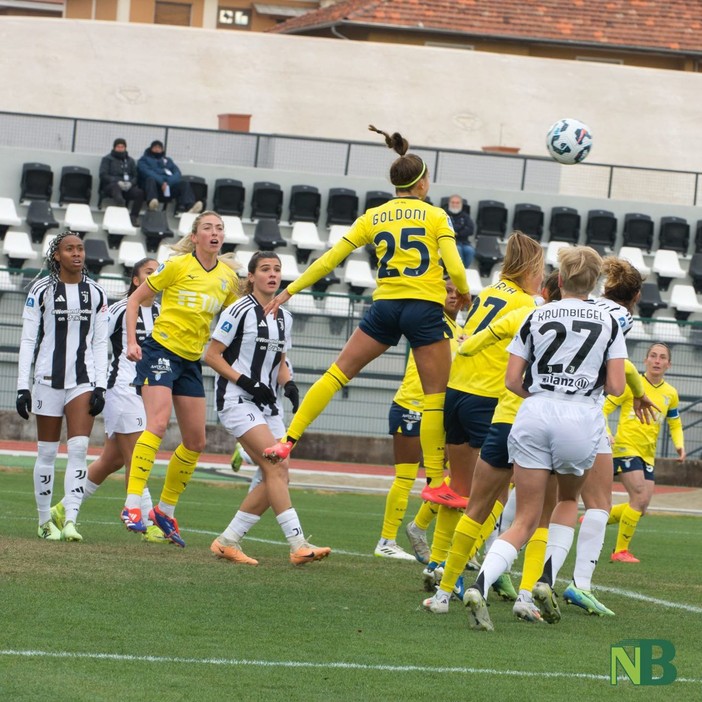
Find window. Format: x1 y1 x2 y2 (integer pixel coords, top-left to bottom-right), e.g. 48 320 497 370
155 2 192 26
218 7 251 29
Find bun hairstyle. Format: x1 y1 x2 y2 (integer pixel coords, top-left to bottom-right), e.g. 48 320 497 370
558 246 603 296
369 124 427 190
602 255 644 311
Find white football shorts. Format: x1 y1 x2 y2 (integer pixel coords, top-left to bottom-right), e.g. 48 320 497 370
508 393 605 477
103 384 146 437
32 382 93 417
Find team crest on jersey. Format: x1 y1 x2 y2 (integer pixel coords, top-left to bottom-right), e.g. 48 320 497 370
81 290 89 304
151 357 172 381
156 263 165 273
277 318 285 332
220 278 228 292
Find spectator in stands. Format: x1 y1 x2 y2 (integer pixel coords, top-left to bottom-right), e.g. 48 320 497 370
445 194 475 268
99 138 145 227
137 140 202 214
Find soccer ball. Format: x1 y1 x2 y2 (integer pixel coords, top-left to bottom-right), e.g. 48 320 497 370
546 118 593 165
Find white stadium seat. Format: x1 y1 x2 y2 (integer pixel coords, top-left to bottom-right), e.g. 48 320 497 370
466 268 484 295
292 221 325 253
3 230 38 267
156 242 173 264
102 206 137 237
235 249 254 277
669 284 702 317
221 215 249 246
0 197 22 229
652 249 685 283
277 253 301 283
617 246 650 277
42 232 57 257
117 239 147 269
178 212 197 237
327 224 352 248
343 259 376 294
64 203 98 234
545 240 571 268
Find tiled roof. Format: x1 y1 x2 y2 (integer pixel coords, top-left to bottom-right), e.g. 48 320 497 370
269 0 702 54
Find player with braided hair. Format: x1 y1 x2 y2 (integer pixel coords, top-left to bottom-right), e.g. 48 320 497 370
17 230 108 542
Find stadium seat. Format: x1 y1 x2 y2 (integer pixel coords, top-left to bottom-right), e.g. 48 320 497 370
98 274 127 302
253 218 286 250
622 213 654 252
278 253 301 283
64 204 98 236
618 246 651 277
474 235 504 278
20 162 53 202
323 294 353 335
658 216 690 255
652 249 685 292
235 249 254 275
288 185 321 223
251 181 283 221
156 242 172 264
476 200 507 238
140 210 174 252
669 284 702 321
585 209 617 250
364 190 393 212
291 221 325 264
59 166 92 206
512 203 544 242
26 200 59 244
0 197 22 239
695 221 702 254
326 188 359 226
310 261 340 299
440 196 470 214
213 178 245 217
286 292 322 332
175 175 208 214
41 232 57 257
3 230 38 269
220 215 249 252
84 238 115 276
327 224 352 248
343 259 376 296
637 282 668 320
688 253 702 294
545 240 571 269
466 267 484 295
102 205 137 249
118 239 147 273
549 206 580 244
177 212 197 237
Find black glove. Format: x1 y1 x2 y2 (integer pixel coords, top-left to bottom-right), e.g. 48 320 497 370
283 380 299 413
16 389 31 420
236 374 276 407
89 387 106 416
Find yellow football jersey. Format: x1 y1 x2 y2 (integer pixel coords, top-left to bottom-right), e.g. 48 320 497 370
393 316 463 411
146 253 240 361
287 198 468 306
449 279 536 397
604 375 683 466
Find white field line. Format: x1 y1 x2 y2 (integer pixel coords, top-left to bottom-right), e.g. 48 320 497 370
0 649 700 684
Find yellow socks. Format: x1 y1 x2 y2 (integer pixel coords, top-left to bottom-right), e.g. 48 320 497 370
421 392 445 479
615 504 642 553
286 363 349 443
161 444 201 506
608 502 627 525
380 462 418 540
414 499 438 531
428 503 463 565
439 514 482 595
126 430 162 497
519 527 548 593
467 499 504 560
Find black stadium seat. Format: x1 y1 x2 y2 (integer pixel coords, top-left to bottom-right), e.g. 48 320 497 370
26 200 59 244
474 235 504 278
512 203 544 241
637 282 667 319
253 218 286 250
213 178 245 217
658 216 690 255
176 175 208 214
364 190 393 212
549 206 580 244
289 184 321 223
623 212 654 252
59 165 92 206
585 209 617 249
141 210 174 252
84 238 115 276
327 188 358 226
20 162 53 202
251 181 283 221
476 200 507 238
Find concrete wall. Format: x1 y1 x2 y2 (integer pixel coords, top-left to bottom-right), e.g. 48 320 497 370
1 17 702 171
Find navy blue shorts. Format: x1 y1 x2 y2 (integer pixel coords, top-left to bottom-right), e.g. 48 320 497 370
359 299 451 349
480 422 513 469
444 389 498 448
614 456 655 482
133 338 205 398
388 401 422 437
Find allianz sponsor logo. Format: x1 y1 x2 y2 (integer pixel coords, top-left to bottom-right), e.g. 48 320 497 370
543 374 589 390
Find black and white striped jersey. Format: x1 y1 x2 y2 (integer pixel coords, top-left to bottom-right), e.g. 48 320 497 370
509 297 628 398
211 294 292 413
17 276 109 390
592 297 633 336
106 297 160 390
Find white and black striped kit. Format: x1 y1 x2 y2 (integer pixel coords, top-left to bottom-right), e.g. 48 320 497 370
18 276 109 390
212 294 292 413
106 297 160 389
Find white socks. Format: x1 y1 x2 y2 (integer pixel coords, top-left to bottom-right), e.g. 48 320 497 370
222 511 261 544
542 524 575 586
276 507 305 550
34 440 59 524
573 509 609 591
63 436 89 524
476 538 518 598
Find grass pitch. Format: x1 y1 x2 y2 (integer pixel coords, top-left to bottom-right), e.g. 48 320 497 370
1 460 700 701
